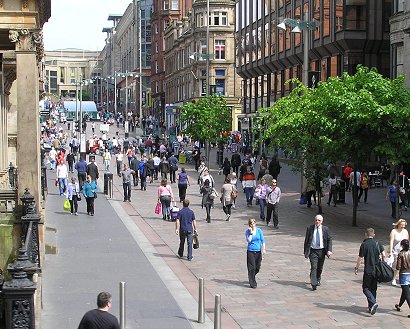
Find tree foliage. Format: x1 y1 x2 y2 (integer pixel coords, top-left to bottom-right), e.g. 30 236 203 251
179 94 232 142
257 65 410 222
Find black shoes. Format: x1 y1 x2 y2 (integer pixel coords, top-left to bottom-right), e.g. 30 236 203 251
312 285 317 291
395 304 401 311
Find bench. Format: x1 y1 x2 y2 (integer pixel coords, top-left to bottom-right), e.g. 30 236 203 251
0 189 18 214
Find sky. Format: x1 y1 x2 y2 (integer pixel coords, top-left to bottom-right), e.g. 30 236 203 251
43 0 132 51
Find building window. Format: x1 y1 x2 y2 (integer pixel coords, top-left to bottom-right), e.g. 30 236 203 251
200 40 207 55
50 70 57 93
171 0 179 10
215 69 225 76
392 43 404 78
335 0 343 32
215 40 226 60
394 0 404 13
215 79 225 95
211 11 228 26
164 0 169 10
345 0 367 30
155 61 159 73
60 67 65 84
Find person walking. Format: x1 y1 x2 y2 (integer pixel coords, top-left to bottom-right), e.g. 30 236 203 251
153 153 161 180
158 178 174 221
130 155 140 187
386 179 399 218
222 157 231 178
66 177 80 216
303 214 333 291
354 228 386 315
75 156 88 191
86 156 99 182
230 153 241 176
82 175 97 216
268 156 281 179
56 159 69 196
255 178 268 221
115 152 123 177
66 150 75 173
266 179 281 229
78 291 120 329
103 149 111 172
246 218 266 289
169 153 179 183
242 166 256 207
221 177 235 221
177 167 190 202
201 180 213 223
159 157 170 180
394 239 410 317
120 163 134 202
175 199 197 261
388 219 409 286
327 173 338 207
358 171 369 203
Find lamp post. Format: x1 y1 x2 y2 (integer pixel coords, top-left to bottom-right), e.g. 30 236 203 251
277 10 318 86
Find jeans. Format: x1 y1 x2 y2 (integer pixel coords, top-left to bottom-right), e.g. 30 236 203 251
116 161 122 176
132 172 139 186
86 196 95 215
222 203 232 216
244 187 254 205
78 172 86 191
58 178 67 195
69 195 78 214
178 230 193 260
362 273 378 310
170 169 177 183
178 184 188 201
123 182 131 201
160 195 171 219
104 160 110 172
50 159 56 170
258 199 266 219
247 250 262 288
358 187 368 203
205 204 212 222
266 202 279 227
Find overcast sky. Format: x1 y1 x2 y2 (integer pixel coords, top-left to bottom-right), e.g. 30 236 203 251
43 0 131 51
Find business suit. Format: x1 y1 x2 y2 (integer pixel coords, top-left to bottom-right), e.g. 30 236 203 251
304 223 332 290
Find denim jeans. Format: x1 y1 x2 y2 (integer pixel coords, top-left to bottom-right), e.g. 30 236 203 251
178 230 193 260
362 273 378 309
160 195 171 219
58 178 67 195
244 187 254 205
258 199 266 219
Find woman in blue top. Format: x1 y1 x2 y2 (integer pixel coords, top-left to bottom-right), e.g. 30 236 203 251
82 175 97 216
177 167 190 202
246 218 266 288
386 179 398 219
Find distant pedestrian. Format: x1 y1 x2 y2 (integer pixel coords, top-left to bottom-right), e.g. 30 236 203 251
201 180 213 223
221 177 235 221
75 156 87 190
354 228 385 315
358 171 369 203
394 239 410 316
175 199 197 261
159 157 170 180
158 178 174 220
246 218 266 289
386 179 398 219
230 153 241 176
242 166 256 207
103 149 111 172
56 159 69 196
268 156 281 179
130 155 140 187
115 153 123 177
177 167 190 202
120 163 134 202
78 291 120 329
303 215 333 291
222 157 231 177
327 173 338 207
255 178 268 221
86 157 99 182
66 177 80 216
66 150 75 173
266 179 281 229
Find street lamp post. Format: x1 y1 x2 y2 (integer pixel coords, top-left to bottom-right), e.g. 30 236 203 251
114 72 117 115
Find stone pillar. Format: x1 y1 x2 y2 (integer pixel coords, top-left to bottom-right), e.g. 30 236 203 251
9 29 42 206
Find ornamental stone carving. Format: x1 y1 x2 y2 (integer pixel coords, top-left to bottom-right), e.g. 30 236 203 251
9 29 44 59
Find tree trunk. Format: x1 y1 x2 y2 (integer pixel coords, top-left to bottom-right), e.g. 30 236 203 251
205 141 211 170
352 166 358 226
395 166 400 221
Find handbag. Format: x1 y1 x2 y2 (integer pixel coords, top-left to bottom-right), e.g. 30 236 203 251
231 188 238 200
193 231 199 249
93 191 98 199
63 198 71 211
77 193 82 201
209 188 218 200
375 241 394 283
155 202 162 214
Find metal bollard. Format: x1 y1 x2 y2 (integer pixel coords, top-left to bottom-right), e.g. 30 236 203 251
119 281 126 329
108 179 113 198
198 278 205 323
214 294 221 329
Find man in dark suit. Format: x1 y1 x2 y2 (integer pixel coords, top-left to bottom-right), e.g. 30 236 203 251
304 214 333 291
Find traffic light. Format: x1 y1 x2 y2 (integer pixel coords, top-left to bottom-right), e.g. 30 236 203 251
74 120 79 132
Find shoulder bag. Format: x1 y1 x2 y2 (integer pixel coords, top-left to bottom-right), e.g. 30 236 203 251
231 186 238 200
193 231 199 249
375 241 394 283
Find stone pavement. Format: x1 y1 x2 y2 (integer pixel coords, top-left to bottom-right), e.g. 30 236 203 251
43 120 410 329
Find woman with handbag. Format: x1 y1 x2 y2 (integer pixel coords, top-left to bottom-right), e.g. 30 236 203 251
82 175 97 216
201 180 213 223
66 177 80 216
158 178 174 221
221 177 235 221
246 218 266 289
394 239 410 317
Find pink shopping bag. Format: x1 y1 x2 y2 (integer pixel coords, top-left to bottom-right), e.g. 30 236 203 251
155 202 162 215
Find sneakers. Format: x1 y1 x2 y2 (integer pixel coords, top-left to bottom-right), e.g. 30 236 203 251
392 279 397 286
226 214 230 221
370 303 378 315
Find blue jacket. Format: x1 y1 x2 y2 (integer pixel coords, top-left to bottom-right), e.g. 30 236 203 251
246 228 265 252
82 181 97 198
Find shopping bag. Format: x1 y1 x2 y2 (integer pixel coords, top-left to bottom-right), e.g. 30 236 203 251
63 198 71 211
193 231 199 249
155 202 162 215
299 193 307 205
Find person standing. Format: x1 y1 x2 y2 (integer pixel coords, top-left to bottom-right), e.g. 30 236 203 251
120 164 134 202
242 166 256 207
158 178 174 220
75 156 87 190
358 171 369 203
177 167 190 202
82 175 97 216
303 215 333 291
175 199 197 261
255 178 268 221
115 152 123 177
66 150 75 173
386 180 398 219
266 179 281 229
394 239 410 317
201 180 213 223
66 177 80 216
153 153 161 180
388 219 409 286
103 149 111 172
221 177 235 221
78 291 120 329
246 218 266 289
327 173 338 207
49 146 57 170
169 153 179 183
354 228 386 315
231 153 241 176
130 155 140 187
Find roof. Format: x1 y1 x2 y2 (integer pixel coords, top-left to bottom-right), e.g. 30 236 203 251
63 101 97 112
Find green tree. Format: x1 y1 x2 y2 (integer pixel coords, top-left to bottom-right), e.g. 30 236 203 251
258 65 410 224
179 94 232 167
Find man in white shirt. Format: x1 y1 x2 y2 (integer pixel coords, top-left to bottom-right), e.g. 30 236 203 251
266 179 281 229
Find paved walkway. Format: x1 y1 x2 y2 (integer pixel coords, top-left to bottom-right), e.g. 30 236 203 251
42 121 410 329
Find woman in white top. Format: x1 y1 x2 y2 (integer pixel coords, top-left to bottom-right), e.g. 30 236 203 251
389 219 410 286
56 159 69 196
